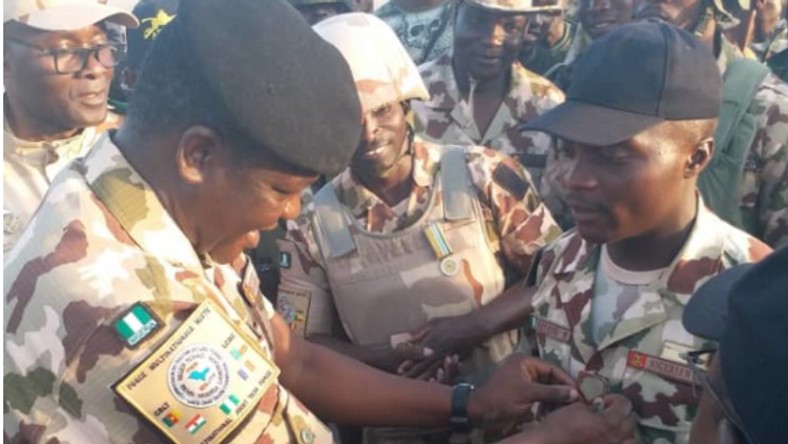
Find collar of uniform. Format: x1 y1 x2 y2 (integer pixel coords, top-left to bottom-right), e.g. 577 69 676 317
3 112 92 160
82 134 205 273
419 53 532 110
332 137 441 217
552 199 729 303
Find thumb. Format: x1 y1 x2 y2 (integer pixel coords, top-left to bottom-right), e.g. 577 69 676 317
524 382 579 405
395 342 434 360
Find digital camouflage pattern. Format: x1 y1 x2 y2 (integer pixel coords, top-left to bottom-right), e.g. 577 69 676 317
718 37 788 249
530 203 772 444
463 0 562 13
313 12 429 112
754 19 788 81
3 136 331 444
375 0 455 65
412 54 565 197
3 111 121 252
278 139 561 341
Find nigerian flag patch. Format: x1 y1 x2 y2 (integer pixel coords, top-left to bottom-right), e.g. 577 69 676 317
113 303 161 348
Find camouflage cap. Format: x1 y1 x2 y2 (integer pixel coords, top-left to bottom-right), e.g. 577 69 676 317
177 0 362 176
708 0 747 29
313 13 429 112
4 0 139 31
461 0 562 14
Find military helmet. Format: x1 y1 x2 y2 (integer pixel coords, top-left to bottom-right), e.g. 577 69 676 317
288 0 354 11
461 0 563 14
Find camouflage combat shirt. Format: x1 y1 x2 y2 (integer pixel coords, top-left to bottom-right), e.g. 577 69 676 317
718 37 788 249
412 54 565 192
278 138 561 338
530 203 772 444
3 135 331 444
3 111 121 252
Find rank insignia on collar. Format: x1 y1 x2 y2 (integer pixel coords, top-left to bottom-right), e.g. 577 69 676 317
113 302 162 348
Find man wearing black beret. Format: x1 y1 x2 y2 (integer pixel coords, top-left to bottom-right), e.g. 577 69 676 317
3 0 583 442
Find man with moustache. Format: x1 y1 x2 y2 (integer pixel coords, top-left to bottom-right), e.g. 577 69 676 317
636 0 788 249
412 0 565 204
399 21 773 444
3 0 585 442
3 0 138 252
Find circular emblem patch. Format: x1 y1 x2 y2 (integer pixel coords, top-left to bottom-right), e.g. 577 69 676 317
168 344 230 408
439 257 460 277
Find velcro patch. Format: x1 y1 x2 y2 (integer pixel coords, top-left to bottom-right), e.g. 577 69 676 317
627 350 695 385
533 317 571 343
492 163 529 201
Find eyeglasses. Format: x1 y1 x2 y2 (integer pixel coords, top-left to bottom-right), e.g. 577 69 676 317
5 37 124 74
683 349 755 444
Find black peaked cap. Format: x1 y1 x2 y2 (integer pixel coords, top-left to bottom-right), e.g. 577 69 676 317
177 0 362 175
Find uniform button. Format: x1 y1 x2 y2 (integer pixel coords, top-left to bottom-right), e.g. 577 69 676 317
300 428 315 444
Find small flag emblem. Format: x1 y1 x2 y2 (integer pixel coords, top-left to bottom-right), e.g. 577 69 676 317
113 303 160 348
238 368 249 380
230 344 248 360
219 394 241 415
162 411 180 427
185 415 207 435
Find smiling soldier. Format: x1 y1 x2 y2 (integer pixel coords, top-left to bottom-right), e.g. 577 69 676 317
3 0 138 252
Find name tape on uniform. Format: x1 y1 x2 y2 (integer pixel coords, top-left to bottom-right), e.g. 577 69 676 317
627 350 695 385
114 299 280 444
533 317 572 343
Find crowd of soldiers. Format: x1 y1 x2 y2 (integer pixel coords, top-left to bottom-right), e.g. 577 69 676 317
3 0 788 443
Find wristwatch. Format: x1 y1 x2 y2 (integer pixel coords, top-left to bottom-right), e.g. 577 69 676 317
450 383 475 432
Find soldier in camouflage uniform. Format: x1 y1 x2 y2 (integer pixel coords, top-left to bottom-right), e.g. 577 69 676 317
399 21 774 444
4 1 584 442
279 11 559 365
522 22 774 444
518 0 579 76
3 0 138 252
288 0 355 25
411 0 565 202
637 0 788 249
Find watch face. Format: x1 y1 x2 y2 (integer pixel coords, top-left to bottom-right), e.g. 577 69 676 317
450 383 475 431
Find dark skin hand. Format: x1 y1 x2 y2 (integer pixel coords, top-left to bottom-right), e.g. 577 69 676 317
273 307 579 429
398 282 538 377
505 394 640 444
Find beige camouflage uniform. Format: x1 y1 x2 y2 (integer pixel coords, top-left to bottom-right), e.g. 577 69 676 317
283 11 559 361
4 135 332 444
529 203 772 444
3 112 121 252
413 54 565 192
717 37 788 248
279 139 561 341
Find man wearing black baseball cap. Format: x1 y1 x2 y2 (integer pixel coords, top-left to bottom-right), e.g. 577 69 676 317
683 246 788 444
520 20 773 443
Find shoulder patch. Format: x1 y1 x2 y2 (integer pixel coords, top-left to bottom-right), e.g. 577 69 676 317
492 162 529 201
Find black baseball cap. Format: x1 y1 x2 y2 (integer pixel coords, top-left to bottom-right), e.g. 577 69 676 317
522 20 722 146
683 247 788 444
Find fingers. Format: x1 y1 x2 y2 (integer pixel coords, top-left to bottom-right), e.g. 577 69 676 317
600 394 633 419
403 355 444 378
394 342 434 360
522 357 577 388
525 381 579 405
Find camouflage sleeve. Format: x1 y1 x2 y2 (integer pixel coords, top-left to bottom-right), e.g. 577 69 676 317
742 78 788 248
465 146 562 277
276 218 338 339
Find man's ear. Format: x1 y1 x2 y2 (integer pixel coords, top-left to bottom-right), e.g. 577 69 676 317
684 137 714 179
175 126 222 185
